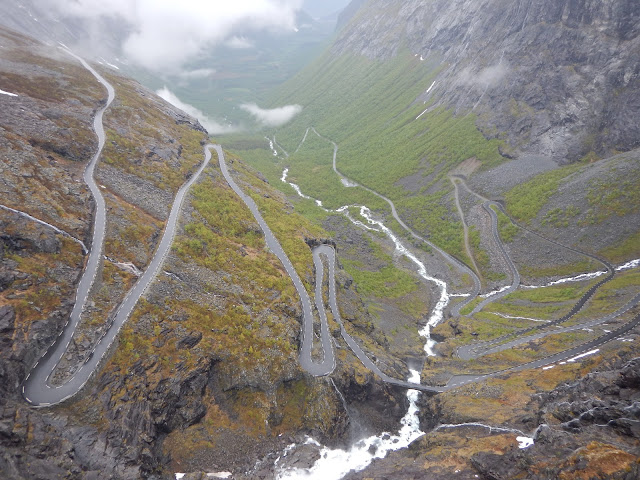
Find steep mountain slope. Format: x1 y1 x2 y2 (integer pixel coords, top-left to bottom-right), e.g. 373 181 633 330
1 26 409 478
334 0 640 162
0 0 129 63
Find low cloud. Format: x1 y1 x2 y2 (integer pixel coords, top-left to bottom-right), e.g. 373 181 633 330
156 87 237 134
173 68 216 80
225 36 254 49
47 0 303 72
460 62 510 89
475 63 509 87
240 103 302 127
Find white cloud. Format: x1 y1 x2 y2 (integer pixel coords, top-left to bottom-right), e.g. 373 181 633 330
225 36 254 49
475 63 509 87
240 103 302 127
459 63 510 89
156 87 237 134
49 0 137 19
173 68 217 80
47 0 303 72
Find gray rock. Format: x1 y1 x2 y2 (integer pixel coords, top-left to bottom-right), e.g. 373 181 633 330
177 331 203 349
0 305 15 335
334 0 640 163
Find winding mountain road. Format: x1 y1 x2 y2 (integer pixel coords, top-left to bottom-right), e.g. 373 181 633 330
453 177 620 360
265 128 639 391
459 291 640 360
469 202 521 314
313 244 640 392
310 127 481 316
450 177 481 279
22 50 114 406
215 145 336 376
22 54 212 406
313 245 443 393
16 55 638 409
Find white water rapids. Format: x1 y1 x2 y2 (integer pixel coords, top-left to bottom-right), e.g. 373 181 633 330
276 370 424 480
282 168 325 208
275 166 451 478
520 258 639 290
281 170 450 356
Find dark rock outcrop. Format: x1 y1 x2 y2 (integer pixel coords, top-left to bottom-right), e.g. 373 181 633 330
468 357 640 480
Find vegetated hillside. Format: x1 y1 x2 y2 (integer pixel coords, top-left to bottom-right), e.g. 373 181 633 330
249 0 640 281
224 1 640 478
0 25 411 479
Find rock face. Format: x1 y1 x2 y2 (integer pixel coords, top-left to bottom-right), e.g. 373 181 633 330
470 357 640 480
335 0 640 162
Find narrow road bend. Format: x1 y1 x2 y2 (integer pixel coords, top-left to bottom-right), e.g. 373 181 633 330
215 145 336 376
22 53 212 406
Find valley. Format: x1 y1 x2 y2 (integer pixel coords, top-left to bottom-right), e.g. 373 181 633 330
1 1 639 479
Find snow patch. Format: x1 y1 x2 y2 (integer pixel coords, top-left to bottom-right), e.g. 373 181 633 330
0 88 18 97
566 349 600 363
176 472 231 479
517 437 534 449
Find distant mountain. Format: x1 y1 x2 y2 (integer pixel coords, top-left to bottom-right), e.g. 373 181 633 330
332 0 640 162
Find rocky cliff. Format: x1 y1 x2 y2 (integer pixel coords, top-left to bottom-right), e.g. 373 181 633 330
335 0 640 163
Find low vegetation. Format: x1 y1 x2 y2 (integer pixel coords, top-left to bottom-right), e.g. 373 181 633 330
581 166 640 225
231 51 505 264
341 237 419 300
504 163 584 223
491 205 519 242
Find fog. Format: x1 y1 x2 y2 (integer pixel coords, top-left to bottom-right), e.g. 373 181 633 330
156 87 238 134
225 36 255 49
48 0 303 72
459 62 510 89
240 103 303 127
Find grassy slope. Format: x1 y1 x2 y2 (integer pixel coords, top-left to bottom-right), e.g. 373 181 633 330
235 50 503 265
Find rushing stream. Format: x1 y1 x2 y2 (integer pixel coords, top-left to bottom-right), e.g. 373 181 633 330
281 170 450 356
276 161 449 478
275 370 424 480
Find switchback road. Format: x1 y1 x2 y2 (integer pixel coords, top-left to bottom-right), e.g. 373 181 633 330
22 53 212 406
